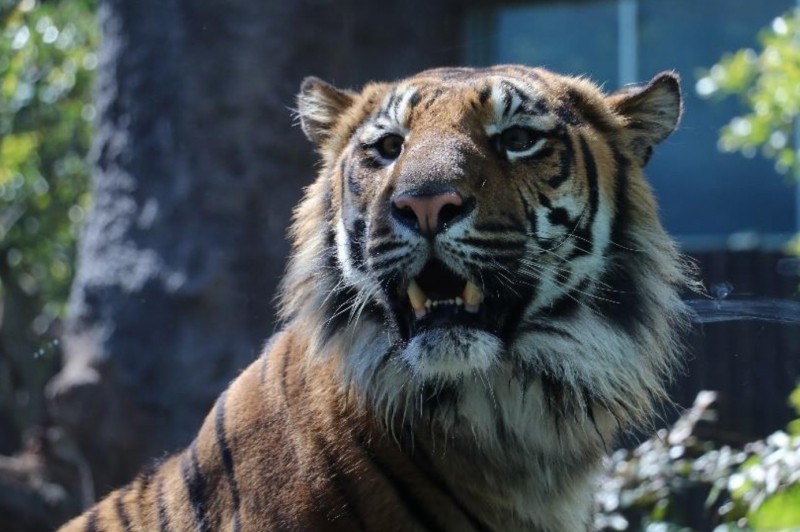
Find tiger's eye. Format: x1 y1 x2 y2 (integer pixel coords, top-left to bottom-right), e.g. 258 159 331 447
498 126 537 153
375 134 404 160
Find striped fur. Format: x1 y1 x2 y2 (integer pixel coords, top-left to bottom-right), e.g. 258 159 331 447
60 66 695 532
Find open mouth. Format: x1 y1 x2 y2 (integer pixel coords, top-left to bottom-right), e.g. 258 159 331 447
404 259 485 326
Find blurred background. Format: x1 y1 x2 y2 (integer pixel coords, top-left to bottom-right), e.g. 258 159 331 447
1 0 799 530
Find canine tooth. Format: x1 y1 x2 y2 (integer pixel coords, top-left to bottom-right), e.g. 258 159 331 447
463 281 482 313
407 280 428 312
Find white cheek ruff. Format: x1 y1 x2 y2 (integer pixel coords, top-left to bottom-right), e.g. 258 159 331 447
401 327 503 382
335 218 364 285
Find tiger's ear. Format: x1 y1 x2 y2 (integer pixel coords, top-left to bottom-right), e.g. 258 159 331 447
297 77 356 146
608 72 682 165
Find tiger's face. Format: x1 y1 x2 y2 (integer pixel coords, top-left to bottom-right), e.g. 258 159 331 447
330 70 616 380
289 65 690 436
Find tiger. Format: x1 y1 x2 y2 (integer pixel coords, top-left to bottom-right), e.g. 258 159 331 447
59 65 695 532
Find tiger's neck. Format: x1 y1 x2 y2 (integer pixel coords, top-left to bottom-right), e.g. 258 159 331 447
290 323 600 531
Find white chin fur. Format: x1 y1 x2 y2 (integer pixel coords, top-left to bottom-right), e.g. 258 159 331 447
401 327 503 381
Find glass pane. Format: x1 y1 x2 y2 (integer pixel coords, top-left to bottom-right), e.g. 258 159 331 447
490 1 619 86
639 0 796 244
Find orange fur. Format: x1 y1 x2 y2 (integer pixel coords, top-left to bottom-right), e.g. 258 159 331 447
60 65 694 532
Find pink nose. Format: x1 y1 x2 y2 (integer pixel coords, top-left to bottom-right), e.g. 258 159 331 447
392 191 464 236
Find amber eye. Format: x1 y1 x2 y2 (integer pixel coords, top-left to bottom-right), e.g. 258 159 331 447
497 126 538 153
374 134 404 160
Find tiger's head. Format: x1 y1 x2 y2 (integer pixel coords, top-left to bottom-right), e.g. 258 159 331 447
284 65 693 448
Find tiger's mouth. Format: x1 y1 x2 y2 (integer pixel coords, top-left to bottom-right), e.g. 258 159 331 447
407 260 483 318
395 259 493 339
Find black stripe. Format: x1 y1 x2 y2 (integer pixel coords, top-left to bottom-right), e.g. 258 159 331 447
519 191 537 236
563 87 617 132
378 89 398 120
347 218 367 271
467 252 520 264
502 87 514 117
343 158 363 196
546 284 584 319
540 371 570 425
547 207 571 228
134 464 157 519
454 236 524 250
314 435 367 530
114 486 133 531
215 390 242 532
320 284 362 343
181 441 209 532
548 132 574 188
360 448 446 532
410 447 493 532
537 192 552 209
369 254 410 271
325 224 336 249
516 321 578 341
595 261 645 334
85 508 99 532
423 87 445 111
478 86 491 106
408 91 422 110
501 80 534 119
555 266 570 285
367 239 405 256
156 475 171 532
359 155 384 171
370 223 393 238
473 221 526 233
390 90 407 121
583 388 608 448
610 148 632 248
578 134 600 225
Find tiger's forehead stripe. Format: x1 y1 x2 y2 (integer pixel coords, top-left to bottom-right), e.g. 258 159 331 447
375 86 420 130
485 78 557 135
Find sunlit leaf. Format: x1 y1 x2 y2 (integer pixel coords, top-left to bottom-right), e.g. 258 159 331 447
698 7 800 179
748 484 800 529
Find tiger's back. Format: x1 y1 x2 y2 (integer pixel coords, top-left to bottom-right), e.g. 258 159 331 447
60 65 694 531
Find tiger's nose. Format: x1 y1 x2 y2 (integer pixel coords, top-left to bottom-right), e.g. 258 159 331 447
391 190 468 237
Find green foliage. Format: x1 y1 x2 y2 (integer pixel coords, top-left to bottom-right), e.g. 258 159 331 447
596 388 800 531
0 0 96 442
696 9 800 177
0 0 96 332
789 387 800 437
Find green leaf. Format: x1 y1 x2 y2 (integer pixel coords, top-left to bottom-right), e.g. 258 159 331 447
789 385 800 416
748 484 800 529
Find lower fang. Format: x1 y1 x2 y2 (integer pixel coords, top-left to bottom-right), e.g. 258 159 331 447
464 303 479 314
415 308 427 320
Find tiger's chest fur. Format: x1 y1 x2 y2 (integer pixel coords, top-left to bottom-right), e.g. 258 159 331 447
60 65 694 532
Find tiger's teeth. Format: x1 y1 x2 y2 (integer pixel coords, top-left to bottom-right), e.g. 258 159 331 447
462 281 482 313
407 280 428 319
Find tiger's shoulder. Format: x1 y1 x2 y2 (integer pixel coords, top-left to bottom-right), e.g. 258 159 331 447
60 64 695 532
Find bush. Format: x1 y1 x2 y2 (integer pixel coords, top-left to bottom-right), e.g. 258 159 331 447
0 0 96 446
596 388 800 531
